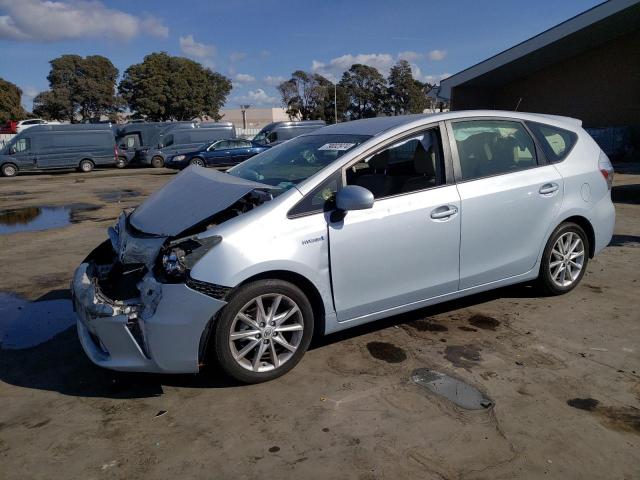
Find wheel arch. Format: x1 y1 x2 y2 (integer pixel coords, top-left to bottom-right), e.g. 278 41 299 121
198 269 326 368
557 215 596 258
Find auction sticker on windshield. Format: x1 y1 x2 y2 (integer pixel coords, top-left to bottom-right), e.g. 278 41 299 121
318 143 356 151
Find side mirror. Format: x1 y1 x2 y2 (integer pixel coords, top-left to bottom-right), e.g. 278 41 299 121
335 185 374 211
9 146 16 155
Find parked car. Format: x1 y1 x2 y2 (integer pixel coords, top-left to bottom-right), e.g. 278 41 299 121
143 122 236 168
72 111 614 383
166 139 270 169
114 121 193 168
252 120 325 146
16 118 60 133
0 124 117 177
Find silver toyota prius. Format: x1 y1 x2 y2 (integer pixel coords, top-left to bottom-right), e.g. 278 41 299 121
72 111 615 383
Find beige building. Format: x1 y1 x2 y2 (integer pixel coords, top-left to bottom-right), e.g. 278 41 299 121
219 107 293 131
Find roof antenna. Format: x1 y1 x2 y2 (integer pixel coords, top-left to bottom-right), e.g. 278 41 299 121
515 97 523 111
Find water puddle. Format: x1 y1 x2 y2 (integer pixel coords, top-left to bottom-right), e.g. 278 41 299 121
0 206 71 234
0 292 75 349
96 189 141 203
0 204 99 234
411 368 493 410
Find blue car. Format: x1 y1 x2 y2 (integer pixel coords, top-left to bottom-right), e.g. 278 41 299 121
166 139 270 169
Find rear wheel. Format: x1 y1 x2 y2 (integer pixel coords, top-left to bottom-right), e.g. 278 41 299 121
212 280 314 384
1 163 18 177
151 156 164 168
538 222 589 295
79 159 94 173
190 157 205 167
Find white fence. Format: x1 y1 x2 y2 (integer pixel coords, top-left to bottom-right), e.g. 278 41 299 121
0 133 15 147
235 128 260 139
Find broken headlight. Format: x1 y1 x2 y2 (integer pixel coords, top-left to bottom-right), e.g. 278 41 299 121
159 235 222 281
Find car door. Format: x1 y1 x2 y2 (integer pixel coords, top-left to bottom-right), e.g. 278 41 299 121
328 126 461 322
448 118 564 290
207 140 234 165
232 140 253 161
10 136 37 167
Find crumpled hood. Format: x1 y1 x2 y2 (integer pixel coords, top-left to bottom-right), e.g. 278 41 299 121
130 166 272 237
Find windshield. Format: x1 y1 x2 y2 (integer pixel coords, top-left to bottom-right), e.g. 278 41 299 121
252 132 267 144
227 134 371 193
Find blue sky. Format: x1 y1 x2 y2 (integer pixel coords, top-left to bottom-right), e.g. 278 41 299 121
0 0 602 111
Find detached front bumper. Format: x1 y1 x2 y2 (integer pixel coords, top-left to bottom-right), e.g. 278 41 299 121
72 263 226 373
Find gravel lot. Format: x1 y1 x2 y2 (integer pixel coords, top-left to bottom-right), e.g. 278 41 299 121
0 167 638 479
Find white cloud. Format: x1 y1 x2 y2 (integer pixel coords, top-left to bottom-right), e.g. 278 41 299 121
398 51 422 62
412 64 451 85
234 73 256 83
312 53 396 81
179 34 216 59
428 49 447 61
229 51 247 63
22 85 39 99
233 88 279 107
264 75 286 86
0 0 167 41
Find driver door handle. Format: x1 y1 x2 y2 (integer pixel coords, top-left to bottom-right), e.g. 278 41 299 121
430 205 458 220
539 183 559 195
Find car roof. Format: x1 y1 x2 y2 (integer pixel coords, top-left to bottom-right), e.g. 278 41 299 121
309 110 582 137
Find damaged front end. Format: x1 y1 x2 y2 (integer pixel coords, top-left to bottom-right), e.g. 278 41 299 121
71 167 274 373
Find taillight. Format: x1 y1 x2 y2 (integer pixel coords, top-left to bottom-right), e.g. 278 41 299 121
598 151 614 190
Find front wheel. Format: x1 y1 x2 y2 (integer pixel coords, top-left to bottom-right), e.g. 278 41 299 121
115 157 127 169
190 157 205 167
537 222 589 295
79 159 94 173
1 163 18 177
212 280 314 384
151 156 164 168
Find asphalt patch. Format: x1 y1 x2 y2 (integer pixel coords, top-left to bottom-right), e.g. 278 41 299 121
366 341 407 363
408 319 448 332
468 314 500 331
568 397 640 433
444 344 481 368
411 368 493 410
96 189 141 203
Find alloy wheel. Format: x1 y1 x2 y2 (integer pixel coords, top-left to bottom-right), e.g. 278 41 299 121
229 294 304 372
549 232 585 287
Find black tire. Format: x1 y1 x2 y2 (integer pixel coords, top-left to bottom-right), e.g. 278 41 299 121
190 157 205 167
151 156 164 168
1 163 18 177
79 159 94 173
212 279 314 384
115 157 127 169
537 222 589 295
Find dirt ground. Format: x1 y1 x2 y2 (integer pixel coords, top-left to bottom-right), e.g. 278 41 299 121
0 167 638 479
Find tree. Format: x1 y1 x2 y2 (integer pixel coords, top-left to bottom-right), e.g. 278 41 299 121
386 60 429 115
338 64 387 120
277 71 348 122
33 54 121 122
119 52 232 121
0 78 27 122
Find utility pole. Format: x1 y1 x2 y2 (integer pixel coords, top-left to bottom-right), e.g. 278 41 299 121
240 104 250 129
334 84 338 124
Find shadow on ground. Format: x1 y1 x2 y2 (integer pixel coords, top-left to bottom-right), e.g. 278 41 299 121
0 283 539 400
612 183 640 204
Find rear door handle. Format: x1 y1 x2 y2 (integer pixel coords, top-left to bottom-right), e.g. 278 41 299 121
539 183 559 195
430 205 458 220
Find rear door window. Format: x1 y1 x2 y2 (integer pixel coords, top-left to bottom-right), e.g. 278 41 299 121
452 120 538 181
526 122 577 163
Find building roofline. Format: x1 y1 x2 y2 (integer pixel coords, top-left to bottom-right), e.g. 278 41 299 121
439 0 639 98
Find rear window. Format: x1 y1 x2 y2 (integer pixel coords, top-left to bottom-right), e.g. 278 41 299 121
526 122 577 163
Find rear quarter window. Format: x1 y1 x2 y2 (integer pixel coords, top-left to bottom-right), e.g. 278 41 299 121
526 122 577 163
